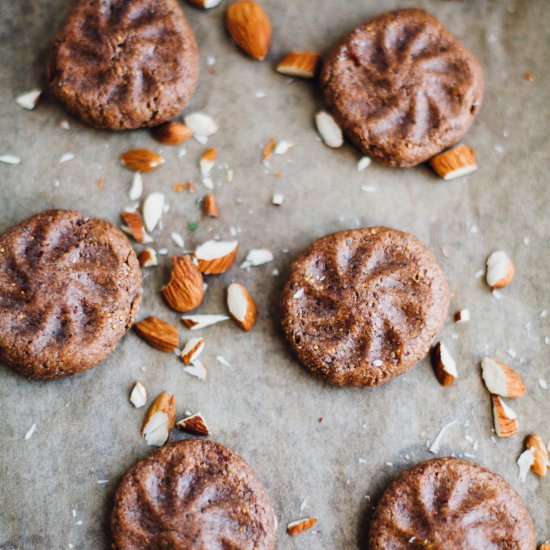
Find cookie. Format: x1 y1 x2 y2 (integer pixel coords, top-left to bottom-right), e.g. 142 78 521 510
47 0 199 130
0 209 141 379
369 457 536 549
280 227 448 386
111 439 276 550
320 8 483 167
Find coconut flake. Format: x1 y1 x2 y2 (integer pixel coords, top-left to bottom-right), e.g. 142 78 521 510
429 420 457 454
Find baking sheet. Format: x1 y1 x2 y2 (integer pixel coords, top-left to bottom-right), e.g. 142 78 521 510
0 0 549 548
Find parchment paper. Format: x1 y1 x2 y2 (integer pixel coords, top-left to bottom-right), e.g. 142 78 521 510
0 1 548 548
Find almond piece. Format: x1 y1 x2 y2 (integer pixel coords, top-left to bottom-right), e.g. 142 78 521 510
287 517 317 536
142 192 165 232
195 240 239 274
431 341 458 386
227 282 257 331
177 412 210 435
16 89 42 110
141 391 176 446
203 193 220 218
183 359 207 380
129 172 143 200
454 309 470 323
262 138 276 162
181 337 206 364
184 112 219 137
492 395 518 438
188 0 223 8
240 249 273 269
226 1 272 61
173 181 198 193
138 248 158 268
486 250 515 288
517 447 535 482
524 434 549 477
539 544 550 550
276 51 320 78
120 148 164 172
429 144 477 180
121 211 145 243
152 121 192 145
199 148 217 177
130 381 148 408
181 314 229 330
134 317 179 352
481 357 526 397
162 256 205 313
315 111 343 148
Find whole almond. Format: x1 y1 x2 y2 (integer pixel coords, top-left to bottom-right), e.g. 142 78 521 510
152 121 192 145
134 317 179 352
226 1 271 61
162 256 205 313
120 148 164 172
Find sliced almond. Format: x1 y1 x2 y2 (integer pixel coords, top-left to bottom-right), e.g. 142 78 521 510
177 412 210 435
187 0 223 8
142 192 165 232
16 89 42 110
138 248 158 268
492 395 518 438
315 111 343 148
130 381 148 408
524 434 549 477
481 357 526 397
287 517 317 536
129 172 143 201
181 314 230 330
202 193 220 218
195 240 238 274
454 309 470 323
134 317 179 352
431 341 457 387
226 1 272 61
276 51 320 78
183 359 207 380
240 248 273 268
227 282 258 331
0 154 21 165
141 391 176 446
120 148 164 172
200 148 217 177
429 144 477 180
184 112 219 137
486 250 515 288
162 256 205 313
181 337 206 364
152 121 192 145
120 211 145 243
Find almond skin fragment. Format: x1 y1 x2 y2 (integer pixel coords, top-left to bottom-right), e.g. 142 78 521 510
121 211 145 243
177 412 210 435
120 148 164 172
203 193 220 218
524 434 549 477
492 395 518 438
134 317 179 352
227 282 258 332
142 391 176 446
431 341 458 386
195 240 239 274
287 517 317 536
152 121 193 145
481 357 526 397
226 1 272 61
276 51 320 78
429 144 477 180
162 256 205 313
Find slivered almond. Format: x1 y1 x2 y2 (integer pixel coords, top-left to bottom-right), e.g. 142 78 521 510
203 193 220 217
121 211 145 243
162 256 204 313
181 314 229 330
173 181 198 192
187 0 223 8
152 121 192 145
120 148 164 172
287 517 317 536
492 395 518 438
315 111 343 148
138 248 158 268
195 240 238 274
262 138 276 161
200 148 217 177
181 337 206 364
177 412 210 435
130 381 148 408
227 282 257 331
226 1 272 61
486 250 515 288
481 357 526 397
276 51 320 78
142 192 165 232
184 112 219 137
142 391 176 446
431 341 457 386
429 144 477 180
524 434 549 477
134 317 179 352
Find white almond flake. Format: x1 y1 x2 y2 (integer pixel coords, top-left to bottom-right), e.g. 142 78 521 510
59 152 74 163
183 360 207 380
207 55 216 66
517 447 535 482
486 250 514 288
194 134 209 145
129 173 143 201
171 232 185 248
315 111 343 148
492 289 502 300
178 147 187 157
539 309 547 318
539 378 548 389
274 140 294 155
130 381 147 408
158 248 169 255
60 120 70 130
293 288 305 299
142 192 165 232
181 314 229 330
0 154 21 165
184 112 218 137
16 89 42 110
25 424 36 440
357 157 372 171
474 269 484 279
216 356 232 367
361 185 377 192
54 179 60 187
202 177 214 190
255 90 266 98
507 349 517 358
385 462 393 467
75 520 83 526
240 249 274 269
358 458 366 464
200 155 216 178
429 420 457 454
272 193 285 206
97 479 109 485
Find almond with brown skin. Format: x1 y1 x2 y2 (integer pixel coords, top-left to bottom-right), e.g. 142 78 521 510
227 282 257 331
431 341 458 386
121 210 145 243
481 358 526 397
173 181 198 193
134 317 179 352
162 256 205 313
120 148 164 172
142 391 176 446
202 193 219 218
226 1 271 61
430 144 477 180
287 517 317 536
188 0 223 8
180 337 206 364
152 121 193 145
524 434 549 477
492 395 518 438
177 412 210 435
276 51 320 78
194 240 239 274
138 248 157 268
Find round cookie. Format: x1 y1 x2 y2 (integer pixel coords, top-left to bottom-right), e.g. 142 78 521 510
47 0 199 130
111 439 276 550
320 8 483 167
0 209 141 379
369 458 536 549
280 227 448 386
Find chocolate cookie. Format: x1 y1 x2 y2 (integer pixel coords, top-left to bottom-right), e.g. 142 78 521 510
369 458 536 549
47 0 199 130
280 228 448 386
320 8 483 167
0 210 141 379
111 439 276 550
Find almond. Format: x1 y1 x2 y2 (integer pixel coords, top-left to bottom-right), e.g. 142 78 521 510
240 248 273 268
227 282 257 331
202 193 220 218
183 359 207 380
184 112 219 137
315 111 343 148
162 256 205 313
129 172 143 200
486 250 515 288
181 314 229 330
481 357 526 397
540 544 550 550
134 317 179 352
276 51 320 78
226 1 271 61
121 211 145 243
454 309 470 323
492 395 518 438
138 248 158 268
142 192 165 232
187 0 223 8
177 412 210 435
200 148 217 177
195 240 239 274
524 434 549 477
181 337 206 364
130 381 148 408
16 89 42 110
517 447 535 482
262 138 276 162
120 148 164 172
173 181 198 192
431 341 458 386
152 121 192 145
141 391 176 446
429 144 477 180
287 517 317 536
